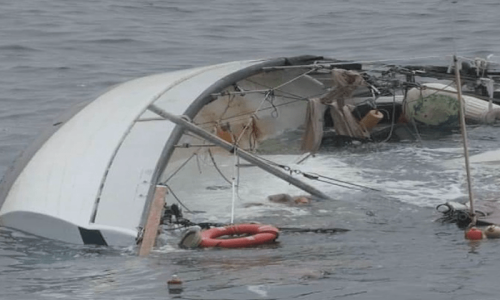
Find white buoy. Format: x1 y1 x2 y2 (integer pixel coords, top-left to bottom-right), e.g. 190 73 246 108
484 225 500 238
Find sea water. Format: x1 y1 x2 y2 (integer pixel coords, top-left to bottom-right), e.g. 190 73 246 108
1 0 500 299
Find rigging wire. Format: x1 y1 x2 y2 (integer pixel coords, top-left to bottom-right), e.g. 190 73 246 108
199 55 492 135
305 177 372 191
245 77 321 101
301 172 381 192
161 152 199 184
261 55 446 70
265 90 279 118
234 91 271 145
218 93 236 121
195 151 202 174
212 68 316 100
196 98 304 127
251 154 381 192
160 49 494 209
230 148 238 224
207 148 232 185
165 184 192 213
195 58 479 132
272 68 318 90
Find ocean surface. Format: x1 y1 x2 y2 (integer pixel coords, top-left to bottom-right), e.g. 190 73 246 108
1 0 500 299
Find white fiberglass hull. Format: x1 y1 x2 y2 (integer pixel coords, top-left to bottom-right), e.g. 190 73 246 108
0 56 325 245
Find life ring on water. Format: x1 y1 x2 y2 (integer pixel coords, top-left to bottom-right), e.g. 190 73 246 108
199 224 279 248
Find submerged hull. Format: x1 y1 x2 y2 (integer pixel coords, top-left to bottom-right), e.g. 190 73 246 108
1 54 499 246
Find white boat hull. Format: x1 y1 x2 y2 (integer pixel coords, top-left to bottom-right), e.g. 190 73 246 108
0 56 324 245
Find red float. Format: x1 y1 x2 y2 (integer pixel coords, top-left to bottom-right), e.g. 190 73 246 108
199 224 279 248
465 227 484 240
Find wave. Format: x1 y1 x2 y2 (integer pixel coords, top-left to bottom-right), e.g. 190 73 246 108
0 45 39 52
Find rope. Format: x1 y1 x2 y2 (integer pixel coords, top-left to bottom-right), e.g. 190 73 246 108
165 184 192 213
207 148 232 185
409 117 422 144
321 69 366 106
380 91 398 143
234 91 270 146
218 93 236 122
265 90 279 118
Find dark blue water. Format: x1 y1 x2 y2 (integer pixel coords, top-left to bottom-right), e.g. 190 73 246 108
1 0 500 299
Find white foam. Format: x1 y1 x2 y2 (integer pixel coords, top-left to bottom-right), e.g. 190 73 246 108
165 145 500 220
154 244 184 254
165 153 361 222
247 285 269 297
470 149 500 164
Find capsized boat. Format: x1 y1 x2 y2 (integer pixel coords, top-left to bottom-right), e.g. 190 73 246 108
1 54 499 247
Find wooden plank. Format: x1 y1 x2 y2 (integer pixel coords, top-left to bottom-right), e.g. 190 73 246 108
138 185 167 256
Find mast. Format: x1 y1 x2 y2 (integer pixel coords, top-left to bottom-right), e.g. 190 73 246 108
453 55 476 225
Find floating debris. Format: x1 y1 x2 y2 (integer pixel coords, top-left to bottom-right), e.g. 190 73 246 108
167 275 183 294
465 227 484 240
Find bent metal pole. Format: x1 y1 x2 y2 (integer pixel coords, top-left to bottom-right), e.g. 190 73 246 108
148 104 331 200
453 55 476 226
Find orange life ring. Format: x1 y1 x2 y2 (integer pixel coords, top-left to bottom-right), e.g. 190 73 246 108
199 224 279 248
